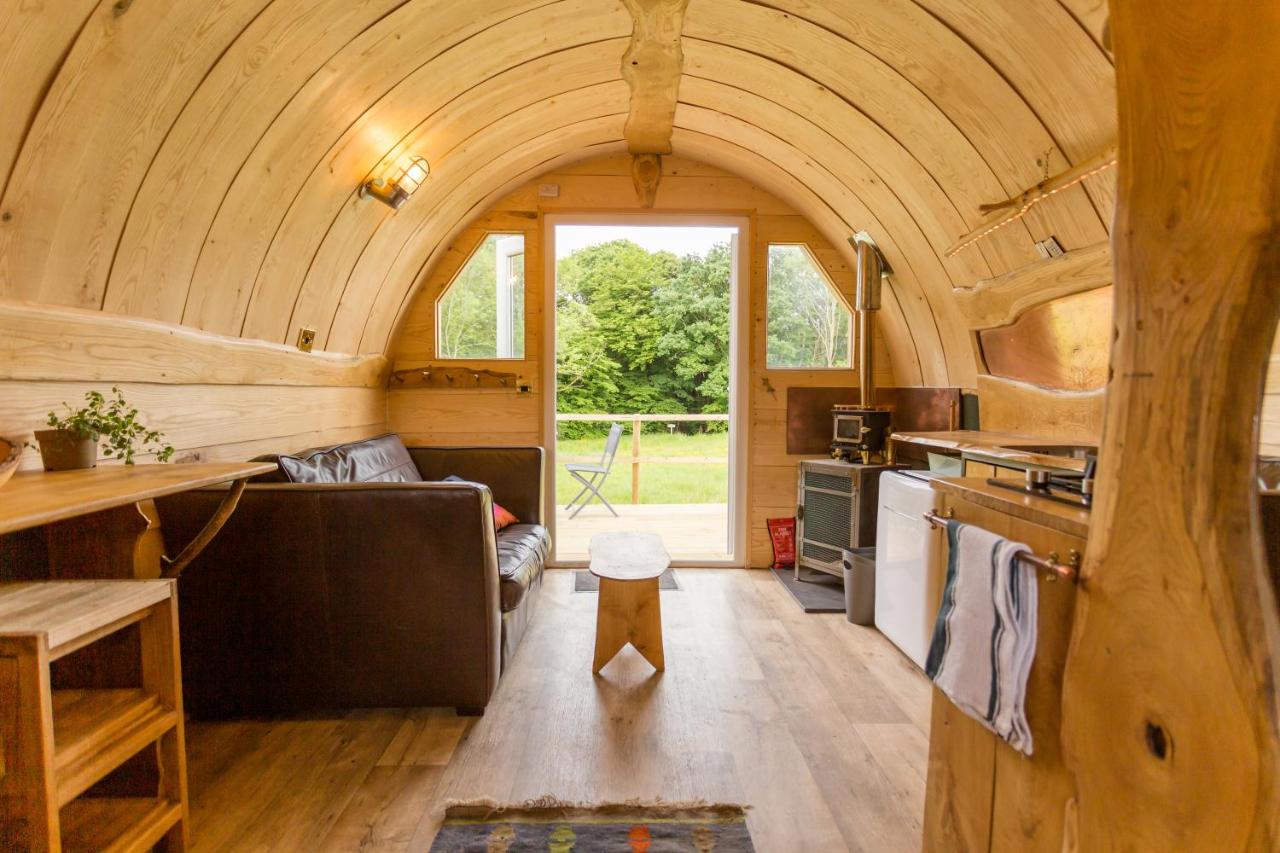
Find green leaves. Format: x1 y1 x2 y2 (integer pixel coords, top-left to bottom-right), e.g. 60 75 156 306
46 386 175 465
765 245 852 369
555 239 731 436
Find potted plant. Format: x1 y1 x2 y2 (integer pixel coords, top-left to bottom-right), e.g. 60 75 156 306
35 387 175 471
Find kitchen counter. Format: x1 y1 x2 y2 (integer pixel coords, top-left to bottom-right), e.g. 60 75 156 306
932 477 1090 539
892 429 1096 473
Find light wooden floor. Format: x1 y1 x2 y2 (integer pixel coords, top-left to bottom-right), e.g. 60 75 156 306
186 569 931 852
554 503 730 561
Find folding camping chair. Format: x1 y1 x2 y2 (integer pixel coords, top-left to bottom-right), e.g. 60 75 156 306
564 422 625 518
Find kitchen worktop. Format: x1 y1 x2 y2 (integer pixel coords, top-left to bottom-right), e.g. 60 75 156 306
892 430 1096 473
932 477 1091 539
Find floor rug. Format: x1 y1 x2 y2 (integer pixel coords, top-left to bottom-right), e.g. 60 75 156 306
573 569 681 592
431 798 754 851
770 567 846 613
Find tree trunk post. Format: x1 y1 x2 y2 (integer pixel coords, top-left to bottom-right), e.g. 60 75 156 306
1060 2 1280 847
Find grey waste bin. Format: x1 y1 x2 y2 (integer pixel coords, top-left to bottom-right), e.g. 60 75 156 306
841 546 876 625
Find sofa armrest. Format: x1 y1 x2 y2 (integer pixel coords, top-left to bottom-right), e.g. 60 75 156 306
155 482 502 713
407 446 545 525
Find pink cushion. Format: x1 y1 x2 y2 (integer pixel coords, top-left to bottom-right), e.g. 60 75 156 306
494 502 519 531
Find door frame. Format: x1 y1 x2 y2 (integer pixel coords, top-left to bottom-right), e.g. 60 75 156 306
542 212 751 568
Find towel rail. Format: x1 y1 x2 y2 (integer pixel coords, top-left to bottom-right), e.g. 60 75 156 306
923 509 1080 583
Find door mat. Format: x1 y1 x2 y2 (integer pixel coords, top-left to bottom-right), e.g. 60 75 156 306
574 569 680 592
431 798 754 851
770 567 846 613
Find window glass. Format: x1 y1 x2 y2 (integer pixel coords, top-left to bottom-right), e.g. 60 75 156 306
437 233 525 359
766 244 852 368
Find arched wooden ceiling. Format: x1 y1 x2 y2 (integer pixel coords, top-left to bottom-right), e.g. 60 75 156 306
0 0 1115 385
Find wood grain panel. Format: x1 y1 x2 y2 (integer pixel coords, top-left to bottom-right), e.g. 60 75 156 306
104 0 410 323
954 241 1113 330
3 383 384 471
0 0 275 307
0 0 99 190
738 0 1111 246
0 0 1115 400
257 40 625 347
914 0 1117 223
181 0 599 338
682 43 992 287
976 375 1103 443
388 390 542 443
685 2 1042 273
0 301 386 387
979 287 1112 391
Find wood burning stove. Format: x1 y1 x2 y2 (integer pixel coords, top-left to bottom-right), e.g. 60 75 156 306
831 234 894 463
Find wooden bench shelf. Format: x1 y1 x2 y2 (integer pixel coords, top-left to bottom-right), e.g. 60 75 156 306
59 797 183 853
0 581 188 852
53 689 179 807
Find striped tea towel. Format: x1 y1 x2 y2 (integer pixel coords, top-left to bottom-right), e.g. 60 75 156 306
925 519 1037 755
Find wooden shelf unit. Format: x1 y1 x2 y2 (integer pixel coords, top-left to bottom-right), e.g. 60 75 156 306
0 581 188 853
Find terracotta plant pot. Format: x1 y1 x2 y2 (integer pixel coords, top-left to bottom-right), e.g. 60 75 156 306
0 437 19 489
34 429 98 471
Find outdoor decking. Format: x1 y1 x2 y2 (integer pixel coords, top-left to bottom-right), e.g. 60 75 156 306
554 503 730 562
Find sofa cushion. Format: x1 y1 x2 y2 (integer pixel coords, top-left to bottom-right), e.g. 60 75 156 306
493 502 519 531
252 434 422 484
441 474 519 529
497 524 549 612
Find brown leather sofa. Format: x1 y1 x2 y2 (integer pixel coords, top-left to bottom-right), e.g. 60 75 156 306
156 434 547 718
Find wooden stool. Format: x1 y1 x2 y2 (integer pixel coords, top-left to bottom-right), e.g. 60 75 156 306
589 532 670 673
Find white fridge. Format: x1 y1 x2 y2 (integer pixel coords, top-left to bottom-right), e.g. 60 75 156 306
874 471 947 669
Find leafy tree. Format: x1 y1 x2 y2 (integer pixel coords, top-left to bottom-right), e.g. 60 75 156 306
765 244 851 368
438 238 498 358
554 239 732 437
652 243 732 420
437 235 526 359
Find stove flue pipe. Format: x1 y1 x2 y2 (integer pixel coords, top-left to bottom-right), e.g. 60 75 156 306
851 232 889 409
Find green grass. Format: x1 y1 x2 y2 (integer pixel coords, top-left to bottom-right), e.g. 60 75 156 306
555 431 728 505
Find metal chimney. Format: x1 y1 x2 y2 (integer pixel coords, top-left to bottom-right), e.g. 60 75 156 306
851 233 887 408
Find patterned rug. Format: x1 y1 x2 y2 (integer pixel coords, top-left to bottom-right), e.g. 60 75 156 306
430 798 754 851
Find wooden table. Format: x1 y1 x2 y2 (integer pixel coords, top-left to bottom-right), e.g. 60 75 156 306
0 462 276 580
589 532 670 673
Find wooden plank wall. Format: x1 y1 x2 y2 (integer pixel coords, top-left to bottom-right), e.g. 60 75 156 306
388 154 894 566
1 301 388 470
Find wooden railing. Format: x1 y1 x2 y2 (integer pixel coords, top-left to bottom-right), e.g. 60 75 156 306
556 413 729 504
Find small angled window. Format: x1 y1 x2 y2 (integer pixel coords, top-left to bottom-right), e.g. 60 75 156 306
437 233 526 359
766 244 853 369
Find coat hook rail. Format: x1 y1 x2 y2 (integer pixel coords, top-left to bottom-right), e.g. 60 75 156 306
390 364 531 393
923 509 1080 583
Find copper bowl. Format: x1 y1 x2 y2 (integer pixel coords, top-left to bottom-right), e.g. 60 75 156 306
0 437 19 490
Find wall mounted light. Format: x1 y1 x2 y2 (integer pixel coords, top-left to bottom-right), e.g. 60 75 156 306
359 155 430 210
